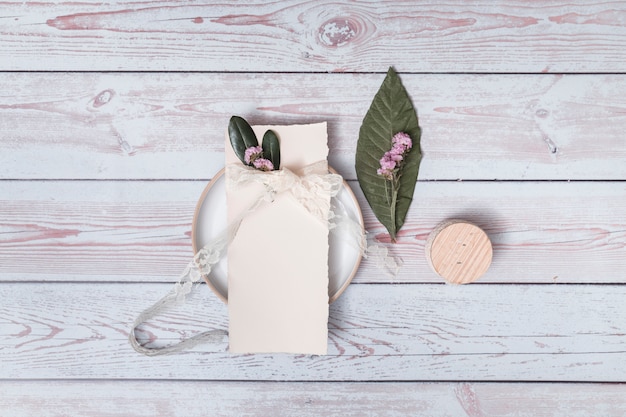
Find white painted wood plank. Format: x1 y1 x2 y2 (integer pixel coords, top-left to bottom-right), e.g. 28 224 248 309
1 180 624 284
2 1 626 72
2 73 626 180
1 283 625 381
2 381 626 417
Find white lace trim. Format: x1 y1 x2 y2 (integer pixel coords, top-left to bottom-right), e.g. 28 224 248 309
129 162 403 355
130 162 352 355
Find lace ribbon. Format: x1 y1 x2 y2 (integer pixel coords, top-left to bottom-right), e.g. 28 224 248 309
129 162 403 355
129 162 353 355
226 160 343 225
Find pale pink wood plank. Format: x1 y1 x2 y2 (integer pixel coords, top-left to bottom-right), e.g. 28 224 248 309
1 381 626 417
1 283 625 381
1 180 624 284
2 1 626 72
0 181 204 282
1 73 626 180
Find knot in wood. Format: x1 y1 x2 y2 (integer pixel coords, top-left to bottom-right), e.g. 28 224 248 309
319 18 358 47
92 89 114 108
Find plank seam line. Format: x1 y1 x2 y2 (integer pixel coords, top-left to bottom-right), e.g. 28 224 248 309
1 282 626 286
1 70 625 76
0 378 624 384
2 282 626 286
1 179 625 183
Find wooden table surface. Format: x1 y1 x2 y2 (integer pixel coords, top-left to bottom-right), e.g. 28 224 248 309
2 1 626 415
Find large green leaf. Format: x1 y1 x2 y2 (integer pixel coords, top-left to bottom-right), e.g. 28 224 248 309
262 129 281 169
355 67 422 241
228 116 258 165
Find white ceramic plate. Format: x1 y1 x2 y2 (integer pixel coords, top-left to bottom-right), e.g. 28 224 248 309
192 168 364 304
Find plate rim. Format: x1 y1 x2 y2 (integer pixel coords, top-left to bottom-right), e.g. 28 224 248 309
191 166 363 304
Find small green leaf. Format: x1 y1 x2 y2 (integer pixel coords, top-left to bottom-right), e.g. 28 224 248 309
228 116 259 165
355 67 422 241
262 130 281 170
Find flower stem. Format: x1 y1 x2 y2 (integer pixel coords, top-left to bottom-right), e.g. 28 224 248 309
384 179 391 205
389 175 400 242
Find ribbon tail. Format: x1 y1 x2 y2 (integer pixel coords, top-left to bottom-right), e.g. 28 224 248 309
129 231 231 356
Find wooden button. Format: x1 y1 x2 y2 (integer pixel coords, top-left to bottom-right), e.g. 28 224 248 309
425 220 493 284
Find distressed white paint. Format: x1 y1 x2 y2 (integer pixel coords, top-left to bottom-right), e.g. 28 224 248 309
0 180 624 284
1 381 626 417
2 0 626 411
1 73 626 180
0 283 625 381
2 1 626 72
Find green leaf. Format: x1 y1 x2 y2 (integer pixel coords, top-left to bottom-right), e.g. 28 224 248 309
355 67 422 242
262 129 281 170
228 116 259 165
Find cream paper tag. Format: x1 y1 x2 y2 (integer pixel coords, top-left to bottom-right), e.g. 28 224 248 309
225 123 330 354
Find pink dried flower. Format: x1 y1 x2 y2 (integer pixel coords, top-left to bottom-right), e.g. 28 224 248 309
392 132 412 152
388 151 404 162
377 132 412 180
376 168 391 179
244 146 263 165
377 154 396 180
252 158 274 171
380 157 397 170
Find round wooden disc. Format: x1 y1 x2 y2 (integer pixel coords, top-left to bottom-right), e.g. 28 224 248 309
425 220 493 284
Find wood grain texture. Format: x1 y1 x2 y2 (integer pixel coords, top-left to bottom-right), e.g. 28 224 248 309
2 1 626 72
1 282 625 381
2 73 626 180
426 221 493 284
0 181 204 282
1 180 624 284
1 0 625 408
2 381 626 417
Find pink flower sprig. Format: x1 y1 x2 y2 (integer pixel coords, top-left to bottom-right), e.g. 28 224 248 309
252 157 274 171
244 145 274 171
229 116 281 172
377 132 412 180
244 146 262 165
375 132 413 241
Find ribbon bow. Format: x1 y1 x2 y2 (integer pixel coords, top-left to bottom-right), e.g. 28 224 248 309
226 160 343 223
